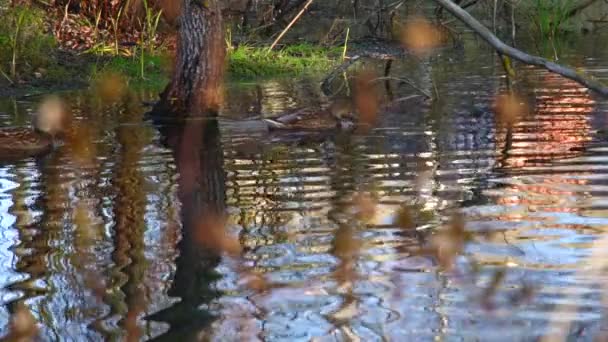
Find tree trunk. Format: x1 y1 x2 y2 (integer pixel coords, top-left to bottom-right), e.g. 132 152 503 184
160 0 226 116
146 1 228 337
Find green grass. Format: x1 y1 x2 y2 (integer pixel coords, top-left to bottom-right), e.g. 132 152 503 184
1 41 343 95
0 5 56 83
93 43 342 88
531 0 575 37
228 43 342 79
92 54 169 89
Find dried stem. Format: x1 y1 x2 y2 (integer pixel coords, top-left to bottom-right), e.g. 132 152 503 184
267 0 314 52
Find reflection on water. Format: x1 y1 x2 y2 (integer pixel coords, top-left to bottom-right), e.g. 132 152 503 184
2 41 608 340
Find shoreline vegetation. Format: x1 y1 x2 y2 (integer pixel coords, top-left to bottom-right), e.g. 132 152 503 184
1 42 344 97
2 1 607 98
0 4 345 97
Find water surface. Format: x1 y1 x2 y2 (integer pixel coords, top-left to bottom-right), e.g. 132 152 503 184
2 36 608 340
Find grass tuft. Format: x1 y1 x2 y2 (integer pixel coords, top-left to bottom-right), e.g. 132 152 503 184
228 43 342 79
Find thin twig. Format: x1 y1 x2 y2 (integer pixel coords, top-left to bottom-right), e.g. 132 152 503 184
372 76 432 98
392 94 425 103
321 56 361 96
342 27 350 61
267 0 314 52
0 67 13 84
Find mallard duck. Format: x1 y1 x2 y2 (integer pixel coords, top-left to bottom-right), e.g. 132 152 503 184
263 99 356 131
0 97 66 160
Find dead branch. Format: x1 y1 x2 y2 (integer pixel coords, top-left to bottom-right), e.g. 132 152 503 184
268 0 314 52
433 0 608 97
372 76 432 98
321 56 361 96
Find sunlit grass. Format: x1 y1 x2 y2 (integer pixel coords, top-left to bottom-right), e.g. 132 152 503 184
228 43 342 79
91 43 343 89
92 54 169 89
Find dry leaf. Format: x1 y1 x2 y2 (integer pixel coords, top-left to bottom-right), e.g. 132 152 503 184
332 225 361 259
194 214 242 256
401 16 443 54
428 214 470 271
352 192 377 222
38 96 68 135
93 72 127 102
241 271 271 293
354 71 379 131
395 206 415 230
494 92 528 126
3 303 39 342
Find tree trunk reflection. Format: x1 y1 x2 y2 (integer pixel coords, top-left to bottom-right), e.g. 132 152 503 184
147 118 226 340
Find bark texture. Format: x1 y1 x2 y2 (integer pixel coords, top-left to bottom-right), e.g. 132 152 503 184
162 0 226 116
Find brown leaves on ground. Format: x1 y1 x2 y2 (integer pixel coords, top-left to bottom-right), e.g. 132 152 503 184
50 0 166 52
2 303 38 342
158 0 181 25
400 16 444 55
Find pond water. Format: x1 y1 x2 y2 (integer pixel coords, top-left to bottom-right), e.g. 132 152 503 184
2 35 608 341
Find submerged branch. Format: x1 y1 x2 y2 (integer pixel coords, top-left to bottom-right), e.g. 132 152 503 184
372 76 432 98
433 0 608 97
321 56 361 96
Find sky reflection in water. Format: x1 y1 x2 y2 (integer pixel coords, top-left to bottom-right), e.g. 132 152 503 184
2 37 608 340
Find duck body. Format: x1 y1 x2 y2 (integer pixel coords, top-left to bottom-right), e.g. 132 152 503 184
263 103 356 132
0 96 68 161
0 127 54 160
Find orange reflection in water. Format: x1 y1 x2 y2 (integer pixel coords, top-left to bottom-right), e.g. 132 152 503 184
496 73 595 169
493 73 595 217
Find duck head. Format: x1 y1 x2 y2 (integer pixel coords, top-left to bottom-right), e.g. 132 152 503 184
34 96 67 138
329 98 357 130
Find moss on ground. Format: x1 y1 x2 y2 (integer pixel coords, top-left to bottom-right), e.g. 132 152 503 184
228 43 342 79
